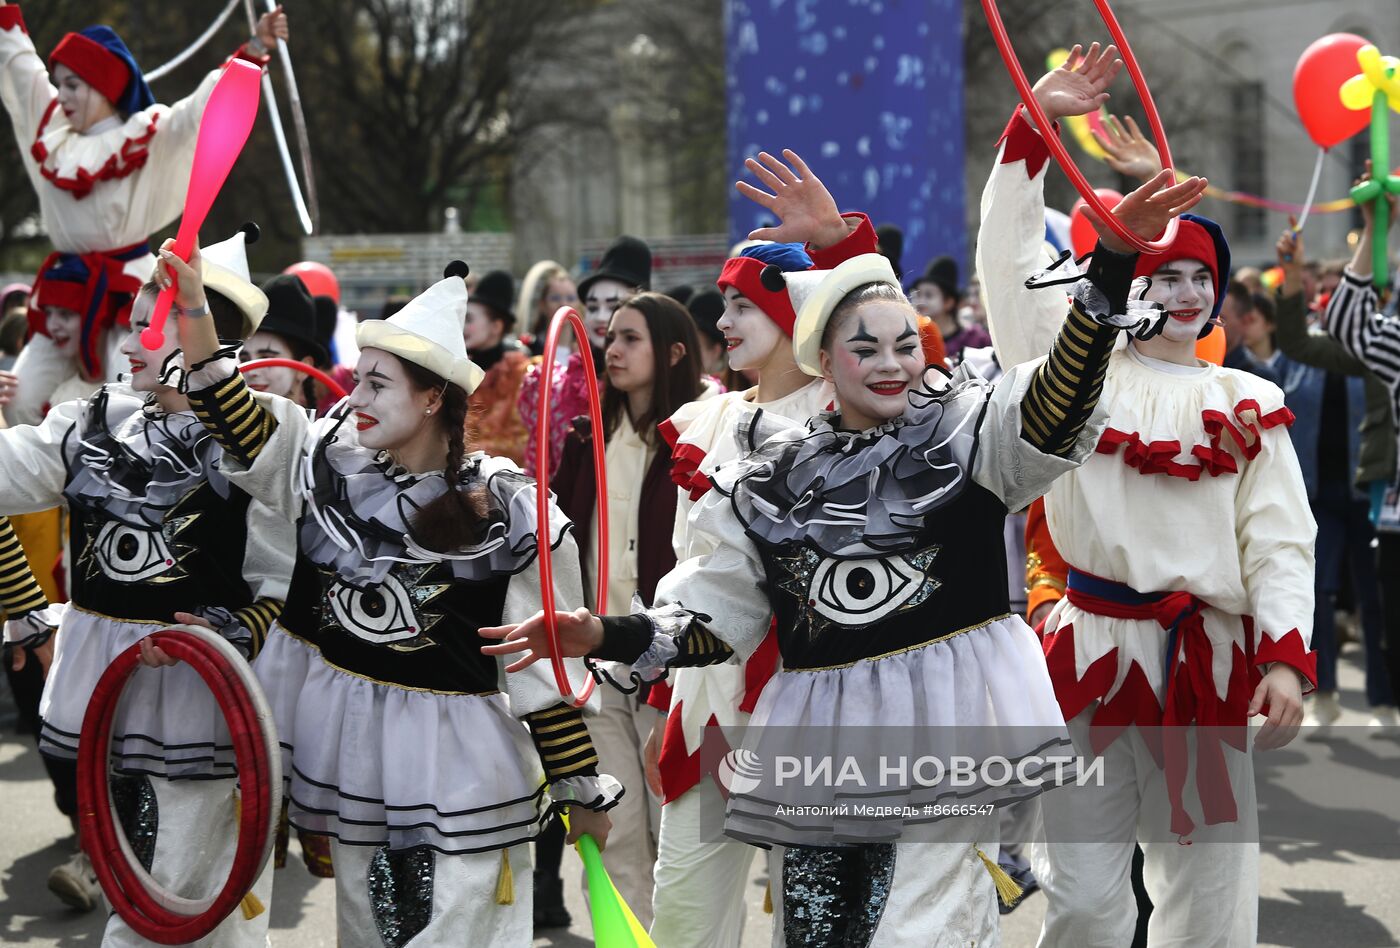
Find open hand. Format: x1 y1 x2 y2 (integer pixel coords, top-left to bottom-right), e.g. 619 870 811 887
735 150 851 249
1249 665 1305 749
1082 169 1208 253
1032 42 1123 125
479 607 602 673
0 369 17 408
644 714 665 797
9 637 54 675
1093 114 1162 183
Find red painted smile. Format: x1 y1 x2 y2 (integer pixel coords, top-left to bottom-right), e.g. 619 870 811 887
867 380 907 396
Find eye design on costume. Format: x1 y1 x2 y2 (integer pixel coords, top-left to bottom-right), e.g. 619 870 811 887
327 574 422 644
810 556 927 626
91 522 179 583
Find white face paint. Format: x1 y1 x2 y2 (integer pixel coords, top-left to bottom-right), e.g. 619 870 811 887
716 287 785 372
52 63 117 134
121 293 180 392
240 331 303 402
45 306 83 359
1140 257 1215 344
346 347 436 453
819 300 925 430
583 279 631 351
462 301 504 352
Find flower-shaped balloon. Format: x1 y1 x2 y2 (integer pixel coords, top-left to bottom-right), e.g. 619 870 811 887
1342 46 1400 289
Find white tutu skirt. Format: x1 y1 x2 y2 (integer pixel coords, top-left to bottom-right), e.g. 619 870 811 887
39 606 238 779
254 625 552 854
724 614 1074 847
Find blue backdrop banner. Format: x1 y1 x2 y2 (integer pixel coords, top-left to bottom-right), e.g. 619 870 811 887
726 0 966 282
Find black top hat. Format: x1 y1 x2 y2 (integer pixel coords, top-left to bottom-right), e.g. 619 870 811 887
913 255 961 301
578 235 651 301
687 289 726 346
255 274 327 365
472 270 516 327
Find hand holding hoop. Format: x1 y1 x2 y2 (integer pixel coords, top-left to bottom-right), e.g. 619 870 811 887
982 0 1181 253
532 306 608 706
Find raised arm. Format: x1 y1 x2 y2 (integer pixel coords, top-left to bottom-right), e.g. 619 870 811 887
1322 167 1400 388
978 44 1124 370
1272 224 1369 375
0 3 57 159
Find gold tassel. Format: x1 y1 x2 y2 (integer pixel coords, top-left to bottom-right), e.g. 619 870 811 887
976 848 1023 906
495 848 515 905
763 879 773 914
239 892 265 920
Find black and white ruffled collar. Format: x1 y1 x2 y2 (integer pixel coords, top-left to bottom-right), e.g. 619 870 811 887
716 366 993 557
297 405 572 586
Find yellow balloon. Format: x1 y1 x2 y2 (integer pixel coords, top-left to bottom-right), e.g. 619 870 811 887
1342 74 1377 111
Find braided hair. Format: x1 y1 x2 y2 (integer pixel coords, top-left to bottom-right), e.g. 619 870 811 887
400 358 490 552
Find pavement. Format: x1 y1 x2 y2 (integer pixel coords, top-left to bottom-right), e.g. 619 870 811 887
1 645 1396 947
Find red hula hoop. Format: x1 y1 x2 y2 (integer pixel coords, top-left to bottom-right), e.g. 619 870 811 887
77 628 274 944
239 358 348 400
534 307 607 706
981 0 1180 253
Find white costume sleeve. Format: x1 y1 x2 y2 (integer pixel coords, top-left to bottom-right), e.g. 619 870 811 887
1234 416 1317 682
977 114 1077 371
500 530 601 717
187 355 316 523
0 396 84 514
0 10 53 175
971 357 1110 513
652 486 774 663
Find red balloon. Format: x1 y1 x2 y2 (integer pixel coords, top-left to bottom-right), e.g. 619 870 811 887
1069 189 1124 257
283 261 339 304
1294 33 1373 149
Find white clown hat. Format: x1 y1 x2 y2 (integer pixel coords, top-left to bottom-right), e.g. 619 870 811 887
356 261 485 394
761 252 902 376
201 223 268 337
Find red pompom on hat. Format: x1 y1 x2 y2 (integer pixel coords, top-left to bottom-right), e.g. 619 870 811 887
1132 218 1220 293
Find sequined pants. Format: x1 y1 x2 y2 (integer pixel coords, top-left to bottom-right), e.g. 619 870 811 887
331 840 532 948
774 814 1001 947
104 776 274 948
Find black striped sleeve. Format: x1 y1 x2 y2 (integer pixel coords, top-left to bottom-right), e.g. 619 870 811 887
1326 271 1400 393
524 704 600 781
0 517 48 619
595 612 734 668
232 598 283 660
1019 246 1130 458
187 372 278 466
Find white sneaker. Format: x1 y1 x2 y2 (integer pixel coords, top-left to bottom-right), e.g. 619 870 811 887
1366 705 1399 731
1302 691 1342 740
47 850 100 912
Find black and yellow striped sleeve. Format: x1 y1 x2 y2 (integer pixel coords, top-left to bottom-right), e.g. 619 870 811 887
595 612 734 669
0 516 48 619
1019 245 1135 458
525 703 600 782
187 372 278 466
231 597 283 660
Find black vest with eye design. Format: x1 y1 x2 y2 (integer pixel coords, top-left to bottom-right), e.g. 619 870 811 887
274 421 573 694
717 374 1012 670
60 387 256 622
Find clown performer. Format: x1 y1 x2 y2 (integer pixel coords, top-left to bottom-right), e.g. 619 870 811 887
166 246 620 947
976 44 1316 947
483 167 1206 944
644 149 876 948
0 227 292 946
0 0 288 423
240 272 326 411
